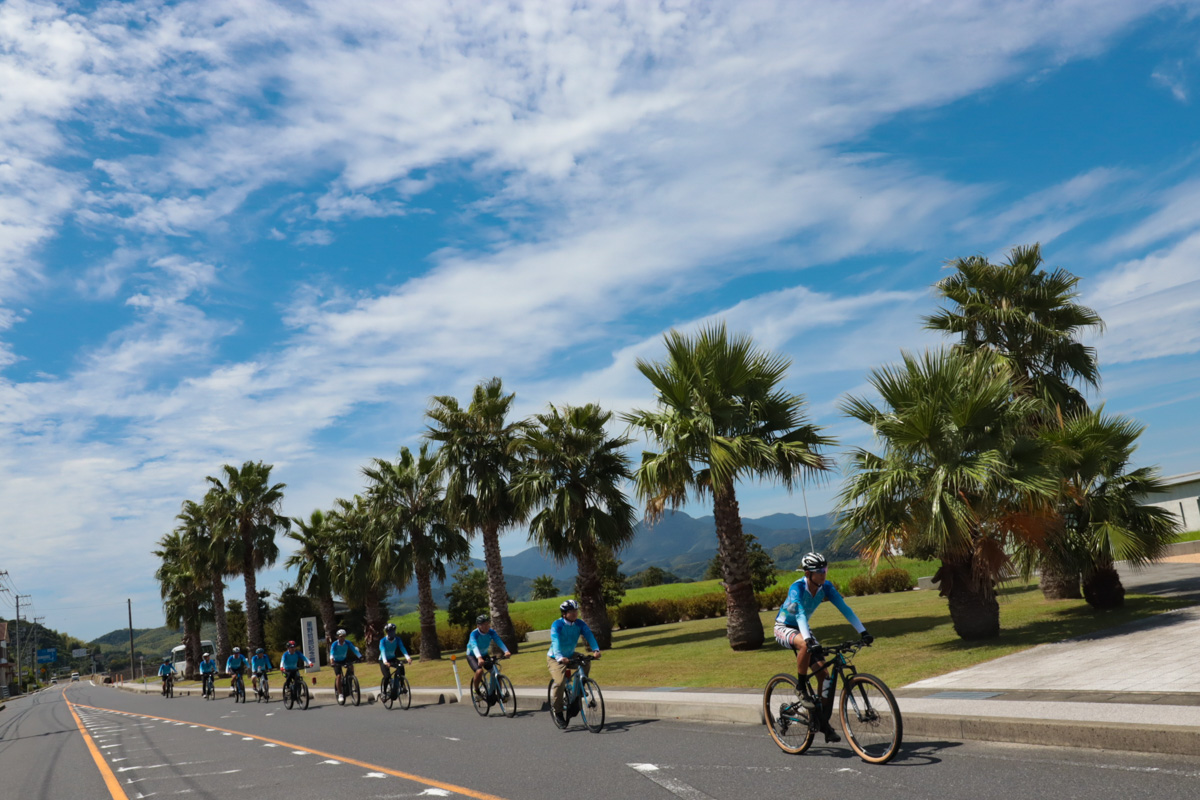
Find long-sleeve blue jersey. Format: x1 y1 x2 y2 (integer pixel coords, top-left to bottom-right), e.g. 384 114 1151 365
379 635 410 662
329 639 361 663
198 659 217 675
547 617 599 660
251 654 272 672
158 663 175 677
280 651 310 671
467 628 507 659
226 654 248 672
774 577 864 641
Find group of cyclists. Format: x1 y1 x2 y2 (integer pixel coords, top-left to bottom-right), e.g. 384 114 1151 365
153 551 871 735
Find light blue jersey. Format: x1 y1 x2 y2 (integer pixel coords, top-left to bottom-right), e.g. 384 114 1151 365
774 577 864 641
226 653 248 672
198 659 217 675
157 663 175 677
330 639 361 663
379 635 410 662
467 628 507 659
251 654 272 672
280 650 310 671
547 617 599 660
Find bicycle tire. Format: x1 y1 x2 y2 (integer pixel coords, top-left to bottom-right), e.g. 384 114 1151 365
471 679 490 716
546 680 567 729
261 676 269 702
335 675 345 705
167 681 173 699
381 677 394 709
349 674 361 706
497 675 516 718
284 681 295 709
763 673 816 755
840 673 902 764
300 681 310 710
580 678 604 733
398 676 412 710
235 677 246 703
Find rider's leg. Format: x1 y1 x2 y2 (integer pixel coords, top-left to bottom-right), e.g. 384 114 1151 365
547 656 569 715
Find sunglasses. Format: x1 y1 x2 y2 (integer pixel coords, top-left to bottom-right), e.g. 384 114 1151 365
806 568 828 575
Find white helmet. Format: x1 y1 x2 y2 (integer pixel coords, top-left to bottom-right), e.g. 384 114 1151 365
336 628 347 637
559 599 580 613
202 652 210 658
800 552 827 572
232 647 241 654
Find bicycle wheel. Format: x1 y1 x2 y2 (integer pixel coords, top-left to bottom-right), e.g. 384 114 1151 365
284 681 295 709
547 680 567 729
261 676 269 701
167 681 173 699
381 677 394 709
349 674 361 706
471 679 490 716
840 673 902 764
398 677 412 710
497 675 516 718
300 681 310 710
335 675 346 705
236 679 246 703
580 678 605 733
763 673 816 755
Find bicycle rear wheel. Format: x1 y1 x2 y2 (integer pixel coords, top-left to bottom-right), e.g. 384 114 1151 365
763 673 815 755
840 673 902 764
497 676 516 718
349 675 361 706
398 677 412 710
580 678 604 733
547 680 567 729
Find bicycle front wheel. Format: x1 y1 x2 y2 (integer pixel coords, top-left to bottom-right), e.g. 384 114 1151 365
497 676 516 718
763 673 815 755
381 677 393 709
471 680 490 716
284 682 295 709
580 678 605 733
398 676 412 710
840 673 902 764
349 675 361 706
262 676 269 701
300 681 310 710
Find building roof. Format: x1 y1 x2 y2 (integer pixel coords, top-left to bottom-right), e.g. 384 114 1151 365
1161 470 1200 487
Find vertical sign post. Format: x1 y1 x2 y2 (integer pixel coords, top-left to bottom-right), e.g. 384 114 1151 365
300 617 320 673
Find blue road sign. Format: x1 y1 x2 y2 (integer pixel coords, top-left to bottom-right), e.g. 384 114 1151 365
36 648 57 664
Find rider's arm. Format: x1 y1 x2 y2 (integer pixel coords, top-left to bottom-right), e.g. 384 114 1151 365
548 619 565 660
577 619 600 653
824 582 866 634
467 631 483 659
489 630 508 654
397 638 410 659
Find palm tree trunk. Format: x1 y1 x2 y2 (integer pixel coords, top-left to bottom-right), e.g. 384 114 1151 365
575 542 613 649
242 534 264 651
319 592 337 664
481 522 520 654
212 579 230 667
364 589 384 662
414 559 441 661
936 556 1000 639
184 612 200 681
1039 563 1082 600
1082 562 1125 609
712 484 764 651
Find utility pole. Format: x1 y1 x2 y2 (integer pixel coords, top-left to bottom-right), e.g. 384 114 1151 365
128 599 135 682
33 616 44 687
15 594 30 693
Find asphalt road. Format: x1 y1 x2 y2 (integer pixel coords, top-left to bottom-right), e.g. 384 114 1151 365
3 681 1200 800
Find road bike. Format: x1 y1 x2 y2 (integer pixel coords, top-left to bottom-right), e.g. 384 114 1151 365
546 654 603 733
230 671 247 704
471 654 516 718
380 661 412 710
160 674 173 698
763 638 902 764
335 661 361 706
254 671 270 702
201 673 215 701
282 672 310 710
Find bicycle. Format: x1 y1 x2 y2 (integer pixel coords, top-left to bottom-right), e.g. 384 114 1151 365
201 673 215 701
282 672 310 710
230 671 247 704
334 661 361 706
546 654 603 733
762 638 902 764
160 675 174 698
471 654 516 718
254 671 270 702
380 662 412 710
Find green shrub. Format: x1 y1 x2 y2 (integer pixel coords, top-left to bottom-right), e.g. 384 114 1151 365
874 568 914 593
682 594 725 619
756 586 788 610
847 574 876 596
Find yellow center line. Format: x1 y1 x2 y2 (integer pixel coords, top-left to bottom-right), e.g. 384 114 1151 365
70 700 510 800
62 689 131 800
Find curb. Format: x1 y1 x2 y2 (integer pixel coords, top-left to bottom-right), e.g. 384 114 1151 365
113 682 460 706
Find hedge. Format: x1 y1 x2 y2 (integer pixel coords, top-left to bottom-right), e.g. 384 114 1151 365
401 618 532 654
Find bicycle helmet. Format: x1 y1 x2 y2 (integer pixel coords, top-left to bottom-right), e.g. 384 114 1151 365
202 652 210 658
384 623 397 634
286 641 297 648
336 628 346 637
232 647 241 653
256 648 265 654
559 599 579 613
800 552 827 572
475 614 490 625
163 656 170 662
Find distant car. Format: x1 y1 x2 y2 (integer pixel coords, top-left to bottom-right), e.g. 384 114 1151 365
71 673 80 682
51 678 58 684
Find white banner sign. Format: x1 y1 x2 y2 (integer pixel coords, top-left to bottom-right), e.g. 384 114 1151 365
72 648 89 658
300 617 320 673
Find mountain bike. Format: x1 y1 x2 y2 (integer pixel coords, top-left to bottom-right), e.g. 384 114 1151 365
282 672 310 710
254 671 270 702
547 654 604 733
471 654 516 718
380 661 412 710
160 674 173 698
335 661 361 706
230 671 247 703
763 638 902 764
201 673 215 700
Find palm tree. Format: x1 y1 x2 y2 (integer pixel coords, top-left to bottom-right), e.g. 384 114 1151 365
176 498 233 665
363 445 469 661
286 509 338 651
1041 410 1178 608
327 495 399 661
925 244 1106 600
624 325 833 651
426 377 532 653
153 530 209 680
205 461 289 652
836 348 1057 639
513 403 636 649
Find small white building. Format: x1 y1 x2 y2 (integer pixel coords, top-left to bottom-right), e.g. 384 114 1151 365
1148 470 1200 533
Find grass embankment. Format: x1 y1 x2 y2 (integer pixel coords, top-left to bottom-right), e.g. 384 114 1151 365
1177 530 1200 543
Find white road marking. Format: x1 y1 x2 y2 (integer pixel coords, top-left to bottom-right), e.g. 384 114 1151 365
365 772 387 778
442 736 460 741
292 750 308 755
628 763 718 800
320 760 341 765
420 790 452 797
241 737 253 740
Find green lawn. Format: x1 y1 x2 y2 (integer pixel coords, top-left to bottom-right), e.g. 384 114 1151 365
1178 529 1200 543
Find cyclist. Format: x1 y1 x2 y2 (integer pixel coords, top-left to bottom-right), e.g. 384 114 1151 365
378 623 413 700
279 641 311 695
157 657 176 693
547 599 600 725
226 647 249 696
329 629 362 704
774 552 873 743
466 615 510 698
198 652 217 695
250 647 273 695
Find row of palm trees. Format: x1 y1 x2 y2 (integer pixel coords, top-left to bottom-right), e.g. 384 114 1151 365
156 243 1178 670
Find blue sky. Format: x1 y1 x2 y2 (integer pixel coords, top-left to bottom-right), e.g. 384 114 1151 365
3 1 1200 640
